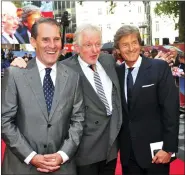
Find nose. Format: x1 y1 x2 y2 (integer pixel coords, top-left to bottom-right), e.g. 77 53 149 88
49 40 56 48
128 44 134 51
91 45 99 53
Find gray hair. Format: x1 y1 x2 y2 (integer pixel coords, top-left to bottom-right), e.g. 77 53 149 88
22 5 41 23
114 25 142 49
31 17 61 39
73 24 102 46
2 1 17 16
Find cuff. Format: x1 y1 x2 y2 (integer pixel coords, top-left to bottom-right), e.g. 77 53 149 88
24 151 37 165
57 151 69 164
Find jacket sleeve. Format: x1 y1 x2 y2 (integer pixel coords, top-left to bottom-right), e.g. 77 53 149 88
158 62 180 152
59 73 85 158
1 68 34 162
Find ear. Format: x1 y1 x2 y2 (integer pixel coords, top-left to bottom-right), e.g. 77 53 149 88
73 44 80 54
30 37 37 49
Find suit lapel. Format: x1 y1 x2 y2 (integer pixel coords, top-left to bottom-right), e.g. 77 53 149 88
69 55 106 111
118 64 128 114
49 62 68 120
130 57 152 116
99 55 119 90
24 59 48 121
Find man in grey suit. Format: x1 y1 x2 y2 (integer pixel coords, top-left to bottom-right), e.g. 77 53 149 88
10 24 122 175
62 24 122 175
1 18 84 175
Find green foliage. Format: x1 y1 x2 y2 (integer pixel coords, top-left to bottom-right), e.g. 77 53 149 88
154 1 179 19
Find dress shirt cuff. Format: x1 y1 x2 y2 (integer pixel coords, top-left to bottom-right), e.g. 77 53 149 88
24 151 37 165
57 151 69 164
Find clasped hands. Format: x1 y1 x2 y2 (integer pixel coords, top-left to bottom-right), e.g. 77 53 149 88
31 153 63 173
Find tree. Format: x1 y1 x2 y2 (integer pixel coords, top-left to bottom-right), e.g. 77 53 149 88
154 1 185 42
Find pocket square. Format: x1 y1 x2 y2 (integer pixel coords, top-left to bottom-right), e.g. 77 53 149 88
142 84 155 88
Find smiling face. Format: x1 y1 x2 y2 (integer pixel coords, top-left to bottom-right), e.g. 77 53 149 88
30 23 62 67
74 30 101 65
116 33 141 67
23 12 41 32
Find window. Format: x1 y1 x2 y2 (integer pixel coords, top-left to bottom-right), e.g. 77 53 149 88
138 6 142 13
107 24 111 29
98 8 102 15
156 21 159 32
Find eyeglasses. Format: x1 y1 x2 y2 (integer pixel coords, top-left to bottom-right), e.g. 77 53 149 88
82 43 101 49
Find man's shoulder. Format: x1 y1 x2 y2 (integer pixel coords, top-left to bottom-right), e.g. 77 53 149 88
58 61 79 76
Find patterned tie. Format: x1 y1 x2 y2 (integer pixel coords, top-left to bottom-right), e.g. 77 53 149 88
127 67 134 111
90 65 111 115
43 68 55 113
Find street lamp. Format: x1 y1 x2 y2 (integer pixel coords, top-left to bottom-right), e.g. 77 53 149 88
60 11 71 49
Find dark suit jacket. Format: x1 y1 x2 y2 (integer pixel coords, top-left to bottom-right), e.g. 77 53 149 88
16 25 30 43
1 59 85 174
116 56 179 169
62 53 122 166
1 31 25 44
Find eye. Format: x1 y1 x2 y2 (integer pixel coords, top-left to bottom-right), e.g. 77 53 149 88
42 38 49 42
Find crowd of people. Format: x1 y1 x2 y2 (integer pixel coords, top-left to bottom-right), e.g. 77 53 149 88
1 1 184 175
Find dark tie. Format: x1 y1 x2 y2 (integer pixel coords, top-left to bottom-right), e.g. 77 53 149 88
89 65 111 115
43 68 55 113
127 67 134 111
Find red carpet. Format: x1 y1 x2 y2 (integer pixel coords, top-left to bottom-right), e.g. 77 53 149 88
1 140 185 174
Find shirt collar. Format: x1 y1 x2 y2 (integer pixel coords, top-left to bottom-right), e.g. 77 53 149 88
78 55 101 68
36 57 57 73
125 55 142 69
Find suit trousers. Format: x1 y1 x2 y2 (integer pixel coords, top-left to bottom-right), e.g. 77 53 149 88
77 159 117 175
122 148 170 175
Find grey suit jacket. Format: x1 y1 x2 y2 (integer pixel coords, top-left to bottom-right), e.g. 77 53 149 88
62 53 122 166
1 59 85 175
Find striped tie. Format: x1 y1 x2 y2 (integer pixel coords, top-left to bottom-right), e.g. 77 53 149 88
90 65 111 115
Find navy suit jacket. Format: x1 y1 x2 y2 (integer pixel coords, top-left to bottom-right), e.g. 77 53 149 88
116 56 179 168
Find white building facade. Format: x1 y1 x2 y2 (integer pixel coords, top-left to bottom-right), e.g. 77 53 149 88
75 1 178 45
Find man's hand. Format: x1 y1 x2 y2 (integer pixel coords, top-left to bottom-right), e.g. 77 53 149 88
30 154 60 173
152 150 172 164
10 57 27 68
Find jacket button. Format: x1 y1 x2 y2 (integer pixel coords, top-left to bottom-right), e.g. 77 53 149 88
95 121 99 124
48 124 52 128
44 145 47 148
85 106 88 110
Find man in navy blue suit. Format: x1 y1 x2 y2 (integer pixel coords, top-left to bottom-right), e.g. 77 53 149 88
115 25 179 175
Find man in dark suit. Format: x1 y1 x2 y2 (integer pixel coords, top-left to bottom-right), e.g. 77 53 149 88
10 23 122 175
16 4 41 43
115 25 179 175
2 18 84 175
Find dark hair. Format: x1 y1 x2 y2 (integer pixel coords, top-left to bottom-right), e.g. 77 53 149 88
31 17 62 39
114 25 142 49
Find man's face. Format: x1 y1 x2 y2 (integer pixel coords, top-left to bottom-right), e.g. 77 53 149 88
74 31 101 65
2 14 19 35
170 48 177 58
30 23 62 67
24 12 41 31
116 33 141 67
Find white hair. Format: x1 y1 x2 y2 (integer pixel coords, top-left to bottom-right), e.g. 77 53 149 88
2 1 17 16
73 23 102 46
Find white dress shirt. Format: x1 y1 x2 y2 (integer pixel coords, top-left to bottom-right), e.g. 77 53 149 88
78 56 113 112
24 58 69 164
2 32 19 44
124 56 142 102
